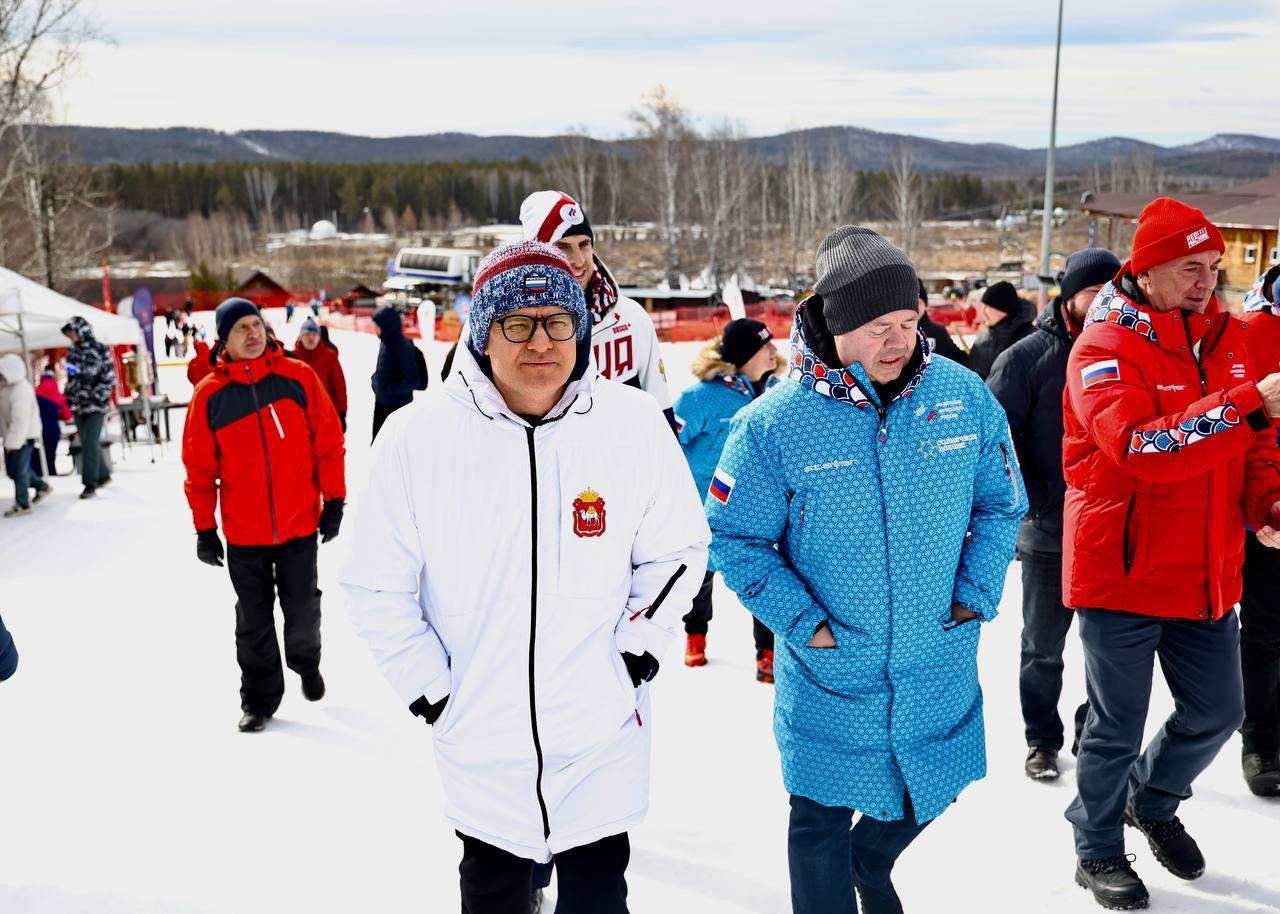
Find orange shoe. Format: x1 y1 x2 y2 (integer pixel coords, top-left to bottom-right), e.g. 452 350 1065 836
685 633 707 667
756 649 775 684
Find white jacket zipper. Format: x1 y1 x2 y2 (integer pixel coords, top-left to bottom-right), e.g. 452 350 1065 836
268 403 285 439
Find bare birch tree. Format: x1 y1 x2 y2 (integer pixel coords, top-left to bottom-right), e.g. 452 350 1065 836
689 122 755 288
630 86 692 286
884 144 924 259
548 127 598 208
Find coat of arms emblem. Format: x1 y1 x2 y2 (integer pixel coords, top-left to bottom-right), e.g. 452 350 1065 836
572 488 606 538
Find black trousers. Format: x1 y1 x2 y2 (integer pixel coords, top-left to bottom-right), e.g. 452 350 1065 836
226 533 321 715
457 831 629 914
371 401 404 443
1019 548 1089 751
683 571 775 651
1241 535 1280 754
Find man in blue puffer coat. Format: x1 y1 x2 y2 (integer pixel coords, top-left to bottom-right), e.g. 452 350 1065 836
370 306 423 442
674 318 785 680
708 226 1026 914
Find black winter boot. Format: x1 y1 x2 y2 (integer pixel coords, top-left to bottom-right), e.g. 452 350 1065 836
1025 747 1060 780
1124 807 1204 880
302 672 326 702
237 711 270 732
1242 751 1280 797
1074 856 1149 910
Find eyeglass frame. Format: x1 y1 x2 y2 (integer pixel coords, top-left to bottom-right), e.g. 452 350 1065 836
492 311 581 344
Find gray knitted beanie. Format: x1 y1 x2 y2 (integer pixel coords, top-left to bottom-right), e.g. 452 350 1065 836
814 226 920 335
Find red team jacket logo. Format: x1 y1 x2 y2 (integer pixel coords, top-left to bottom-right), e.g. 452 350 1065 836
572 488 607 538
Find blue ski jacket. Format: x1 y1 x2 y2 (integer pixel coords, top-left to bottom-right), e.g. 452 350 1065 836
707 305 1025 823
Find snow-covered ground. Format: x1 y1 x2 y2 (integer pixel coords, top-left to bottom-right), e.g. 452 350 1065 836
1 312 1277 913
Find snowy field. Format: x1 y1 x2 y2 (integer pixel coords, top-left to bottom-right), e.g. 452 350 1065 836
1 311 1277 914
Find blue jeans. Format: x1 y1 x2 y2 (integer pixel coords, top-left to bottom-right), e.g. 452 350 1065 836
74 411 109 488
788 792 932 914
1019 548 1089 750
5 441 48 509
1066 607 1243 859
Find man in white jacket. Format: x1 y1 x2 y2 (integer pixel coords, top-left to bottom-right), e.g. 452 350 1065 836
0 354 51 517
520 190 677 431
339 240 709 914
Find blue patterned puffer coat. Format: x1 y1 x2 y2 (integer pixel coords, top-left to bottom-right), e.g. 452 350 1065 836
707 307 1026 823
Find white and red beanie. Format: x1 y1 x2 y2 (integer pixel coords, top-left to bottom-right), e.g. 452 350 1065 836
468 241 588 352
520 190 593 244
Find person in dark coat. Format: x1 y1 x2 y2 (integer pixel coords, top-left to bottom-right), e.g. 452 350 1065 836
917 280 969 367
60 316 116 498
370 306 423 441
987 247 1122 782
0 611 17 680
967 281 1035 379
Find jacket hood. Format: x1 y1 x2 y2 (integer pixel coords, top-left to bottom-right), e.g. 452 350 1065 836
0 353 25 383
1036 297 1073 343
448 334 597 427
372 306 405 338
62 315 96 342
689 337 787 382
1243 264 1280 316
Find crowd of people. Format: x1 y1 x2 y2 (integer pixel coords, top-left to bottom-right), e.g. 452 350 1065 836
5 187 1278 914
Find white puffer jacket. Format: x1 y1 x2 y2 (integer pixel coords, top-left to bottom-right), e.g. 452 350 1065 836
0 355 41 451
339 341 709 861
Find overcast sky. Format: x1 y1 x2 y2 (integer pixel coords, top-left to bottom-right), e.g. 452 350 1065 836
56 0 1280 148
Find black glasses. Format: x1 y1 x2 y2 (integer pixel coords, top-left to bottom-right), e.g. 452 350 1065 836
494 312 579 343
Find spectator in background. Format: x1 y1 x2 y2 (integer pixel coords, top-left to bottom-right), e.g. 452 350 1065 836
33 369 70 477
292 318 348 433
673 318 784 680
967 281 1035 379
987 247 1121 781
0 353 52 517
60 316 115 499
916 279 969 366
187 339 217 387
370 305 423 441
0 612 17 680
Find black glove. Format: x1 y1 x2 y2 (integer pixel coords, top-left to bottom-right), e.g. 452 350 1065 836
319 499 344 543
196 528 224 567
622 651 659 687
410 694 448 726
339 413 347 433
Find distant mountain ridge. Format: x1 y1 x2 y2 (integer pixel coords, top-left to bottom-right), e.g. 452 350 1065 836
46 124 1280 179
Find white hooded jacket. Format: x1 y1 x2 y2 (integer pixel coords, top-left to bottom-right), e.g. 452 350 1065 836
339 341 709 861
0 355 41 451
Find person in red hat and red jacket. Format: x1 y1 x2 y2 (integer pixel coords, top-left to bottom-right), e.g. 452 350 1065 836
1062 198 1280 910
182 297 346 733
291 318 348 432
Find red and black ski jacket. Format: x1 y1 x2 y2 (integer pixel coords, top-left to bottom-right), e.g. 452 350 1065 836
183 344 346 546
1063 274 1280 621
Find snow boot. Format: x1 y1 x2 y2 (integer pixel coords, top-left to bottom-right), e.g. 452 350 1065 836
1124 807 1204 880
32 486 50 504
1243 751 1280 797
302 672 326 702
685 633 706 667
1075 856 1149 910
756 649 774 684
237 711 271 733
1025 747 1060 780
3 504 31 517
79 486 96 499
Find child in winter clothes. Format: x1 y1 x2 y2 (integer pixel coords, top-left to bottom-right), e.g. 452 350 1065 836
33 369 71 476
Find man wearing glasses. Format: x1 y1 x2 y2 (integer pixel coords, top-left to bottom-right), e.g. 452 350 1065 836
340 240 709 913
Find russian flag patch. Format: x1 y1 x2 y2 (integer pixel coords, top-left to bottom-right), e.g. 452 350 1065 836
709 468 735 504
1081 359 1120 389
524 275 549 293
674 414 686 433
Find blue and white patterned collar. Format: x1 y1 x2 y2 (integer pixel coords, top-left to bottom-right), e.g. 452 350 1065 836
1244 272 1280 317
786 307 930 409
1084 282 1159 344
718 372 780 399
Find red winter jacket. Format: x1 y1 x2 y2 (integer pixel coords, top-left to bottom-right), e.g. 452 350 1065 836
182 344 346 546
187 340 215 386
290 341 347 417
1063 276 1280 621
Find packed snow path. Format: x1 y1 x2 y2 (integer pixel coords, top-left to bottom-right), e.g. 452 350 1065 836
1 315 1277 913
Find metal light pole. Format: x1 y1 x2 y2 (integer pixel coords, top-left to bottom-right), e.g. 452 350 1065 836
1038 0 1065 308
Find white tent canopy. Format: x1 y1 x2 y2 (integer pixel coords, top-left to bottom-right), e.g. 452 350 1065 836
0 266 144 355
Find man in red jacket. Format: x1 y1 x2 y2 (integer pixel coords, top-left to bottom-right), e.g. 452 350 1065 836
182 298 346 733
1063 198 1280 910
291 318 347 432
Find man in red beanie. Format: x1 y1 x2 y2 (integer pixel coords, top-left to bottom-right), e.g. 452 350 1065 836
1062 197 1280 910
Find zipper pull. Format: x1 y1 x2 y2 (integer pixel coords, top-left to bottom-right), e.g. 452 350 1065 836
268 404 285 439
635 709 643 728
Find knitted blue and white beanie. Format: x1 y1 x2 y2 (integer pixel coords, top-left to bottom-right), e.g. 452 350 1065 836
469 240 588 352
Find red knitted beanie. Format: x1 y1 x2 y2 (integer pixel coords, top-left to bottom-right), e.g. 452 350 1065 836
1130 197 1224 275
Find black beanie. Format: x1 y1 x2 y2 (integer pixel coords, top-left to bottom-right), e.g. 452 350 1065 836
721 318 773 368
980 281 1021 315
917 279 928 305
814 226 920 335
1057 248 1122 303
215 297 261 342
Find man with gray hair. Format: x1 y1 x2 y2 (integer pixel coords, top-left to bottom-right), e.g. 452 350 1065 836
709 226 1025 913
